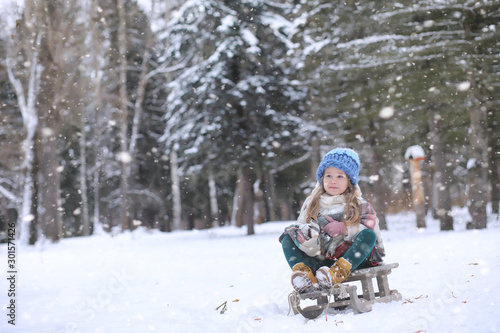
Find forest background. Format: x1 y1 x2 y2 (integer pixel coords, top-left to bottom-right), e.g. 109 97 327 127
0 0 499 245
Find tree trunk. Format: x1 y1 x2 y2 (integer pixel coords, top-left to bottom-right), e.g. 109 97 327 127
253 177 264 224
128 2 152 157
467 73 488 229
117 0 130 231
79 111 90 236
208 168 219 225
35 24 63 242
29 139 39 245
489 145 500 215
487 108 500 215
235 169 245 228
35 126 63 241
264 170 277 222
231 183 239 227
408 158 427 229
368 121 387 230
90 0 104 234
6 33 41 244
170 149 182 230
428 106 454 231
236 167 254 235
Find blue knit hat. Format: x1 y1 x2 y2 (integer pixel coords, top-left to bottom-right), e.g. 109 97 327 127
316 148 360 185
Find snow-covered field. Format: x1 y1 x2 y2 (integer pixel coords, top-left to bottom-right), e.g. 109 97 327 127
1 207 499 333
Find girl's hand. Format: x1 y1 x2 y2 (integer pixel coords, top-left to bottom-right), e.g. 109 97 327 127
323 215 347 237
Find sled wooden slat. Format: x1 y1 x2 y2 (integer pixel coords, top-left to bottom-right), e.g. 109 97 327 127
377 274 390 297
290 263 402 320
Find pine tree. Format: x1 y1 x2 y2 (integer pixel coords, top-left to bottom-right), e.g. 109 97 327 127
157 0 316 231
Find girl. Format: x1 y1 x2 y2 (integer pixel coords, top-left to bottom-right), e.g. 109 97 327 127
279 148 385 293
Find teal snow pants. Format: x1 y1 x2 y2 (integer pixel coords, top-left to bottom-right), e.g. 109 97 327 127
281 228 376 272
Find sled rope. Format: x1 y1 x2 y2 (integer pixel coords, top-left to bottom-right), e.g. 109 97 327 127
322 282 346 318
287 292 294 316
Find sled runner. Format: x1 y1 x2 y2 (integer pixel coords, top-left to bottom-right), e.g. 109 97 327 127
289 263 402 319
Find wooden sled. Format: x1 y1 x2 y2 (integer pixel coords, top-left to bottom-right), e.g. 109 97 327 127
289 263 402 319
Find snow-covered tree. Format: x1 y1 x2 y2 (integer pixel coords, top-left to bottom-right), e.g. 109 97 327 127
6 0 79 243
1 0 498 240
157 0 316 232
291 0 500 229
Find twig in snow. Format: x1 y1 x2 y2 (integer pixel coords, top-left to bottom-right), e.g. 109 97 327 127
216 301 227 314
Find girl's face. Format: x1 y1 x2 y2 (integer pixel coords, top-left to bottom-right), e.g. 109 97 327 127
323 167 349 196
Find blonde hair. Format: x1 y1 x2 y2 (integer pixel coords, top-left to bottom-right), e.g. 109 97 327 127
305 177 360 227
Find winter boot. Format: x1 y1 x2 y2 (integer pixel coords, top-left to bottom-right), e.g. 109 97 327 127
291 263 318 293
316 257 352 290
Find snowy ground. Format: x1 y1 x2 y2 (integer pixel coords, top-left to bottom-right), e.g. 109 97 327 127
1 207 500 333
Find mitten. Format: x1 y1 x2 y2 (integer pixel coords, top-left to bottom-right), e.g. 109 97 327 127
322 215 346 237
